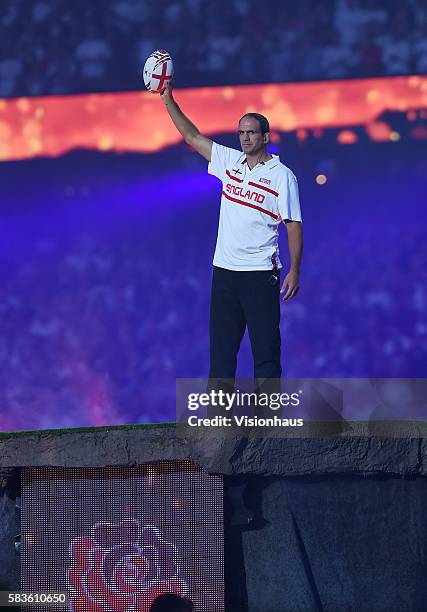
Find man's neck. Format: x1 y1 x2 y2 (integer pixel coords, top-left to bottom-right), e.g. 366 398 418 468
246 150 273 170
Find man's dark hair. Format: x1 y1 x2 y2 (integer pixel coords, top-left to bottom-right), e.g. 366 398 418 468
239 112 270 134
150 593 194 612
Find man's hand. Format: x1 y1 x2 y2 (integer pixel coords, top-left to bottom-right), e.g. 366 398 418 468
280 269 300 301
160 80 173 104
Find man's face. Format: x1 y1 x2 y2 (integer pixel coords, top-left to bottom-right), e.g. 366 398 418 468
238 116 268 156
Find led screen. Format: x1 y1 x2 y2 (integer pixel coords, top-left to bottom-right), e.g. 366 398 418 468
21 461 224 611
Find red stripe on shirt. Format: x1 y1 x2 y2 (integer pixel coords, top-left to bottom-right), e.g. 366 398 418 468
222 191 279 220
225 169 243 182
248 181 279 197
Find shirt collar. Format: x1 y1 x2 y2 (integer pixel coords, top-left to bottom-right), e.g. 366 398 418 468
240 154 280 169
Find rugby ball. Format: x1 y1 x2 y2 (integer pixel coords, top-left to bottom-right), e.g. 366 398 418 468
143 49 174 93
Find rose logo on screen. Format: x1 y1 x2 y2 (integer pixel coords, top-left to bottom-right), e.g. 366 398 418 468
67 520 188 611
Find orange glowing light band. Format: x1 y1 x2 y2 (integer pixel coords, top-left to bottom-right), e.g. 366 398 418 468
0 75 426 162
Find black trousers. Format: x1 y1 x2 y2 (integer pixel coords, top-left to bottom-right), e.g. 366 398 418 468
209 266 282 381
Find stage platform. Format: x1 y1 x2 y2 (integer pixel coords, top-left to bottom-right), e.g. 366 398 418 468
1 423 427 611
1 420 427 473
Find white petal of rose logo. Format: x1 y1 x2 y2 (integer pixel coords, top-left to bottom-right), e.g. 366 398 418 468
67 520 188 611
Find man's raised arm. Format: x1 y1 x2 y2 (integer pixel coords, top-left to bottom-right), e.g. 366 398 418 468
160 81 213 162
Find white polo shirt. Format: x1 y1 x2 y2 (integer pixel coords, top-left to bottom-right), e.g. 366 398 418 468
208 141 302 271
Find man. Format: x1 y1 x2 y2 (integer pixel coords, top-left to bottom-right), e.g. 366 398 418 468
161 82 302 384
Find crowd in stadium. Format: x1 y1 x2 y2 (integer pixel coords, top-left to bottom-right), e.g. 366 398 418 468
1 0 427 98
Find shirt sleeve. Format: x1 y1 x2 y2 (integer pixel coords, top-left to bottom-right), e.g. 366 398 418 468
208 141 242 180
278 173 302 222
